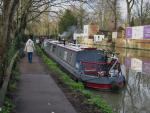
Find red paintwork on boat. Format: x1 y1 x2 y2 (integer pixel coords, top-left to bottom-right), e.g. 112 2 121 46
86 81 125 89
85 82 112 89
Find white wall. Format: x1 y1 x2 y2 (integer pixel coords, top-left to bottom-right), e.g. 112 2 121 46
73 33 84 40
112 32 118 39
83 25 89 37
132 26 143 39
94 35 104 42
131 58 142 72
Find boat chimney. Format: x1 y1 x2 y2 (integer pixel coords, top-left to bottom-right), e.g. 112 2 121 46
63 40 66 46
58 36 61 42
73 40 76 44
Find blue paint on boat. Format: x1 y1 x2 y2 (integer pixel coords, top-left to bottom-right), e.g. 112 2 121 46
43 39 126 90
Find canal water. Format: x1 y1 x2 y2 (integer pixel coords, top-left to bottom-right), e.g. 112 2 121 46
97 47 150 113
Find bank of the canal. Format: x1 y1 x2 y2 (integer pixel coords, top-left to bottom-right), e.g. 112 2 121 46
93 39 150 51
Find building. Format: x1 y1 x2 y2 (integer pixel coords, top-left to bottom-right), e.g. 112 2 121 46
94 35 105 43
114 25 150 50
74 24 99 38
83 24 99 39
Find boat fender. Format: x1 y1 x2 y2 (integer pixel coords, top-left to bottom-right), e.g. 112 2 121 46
111 81 120 91
112 81 125 90
97 71 107 77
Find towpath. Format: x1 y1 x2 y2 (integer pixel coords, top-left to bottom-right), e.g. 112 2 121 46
14 53 77 113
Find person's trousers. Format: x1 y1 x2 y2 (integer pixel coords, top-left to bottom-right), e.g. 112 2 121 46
28 52 33 63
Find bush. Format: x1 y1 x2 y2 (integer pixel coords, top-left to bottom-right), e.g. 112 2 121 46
0 98 14 113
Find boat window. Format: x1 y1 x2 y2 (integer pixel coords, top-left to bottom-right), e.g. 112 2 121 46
52 45 56 52
50 45 53 51
77 50 105 62
68 52 73 63
47 43 51 49
64 51 68 61
59 49 62 57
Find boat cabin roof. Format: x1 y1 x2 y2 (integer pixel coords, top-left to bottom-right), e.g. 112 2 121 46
47 40 98 52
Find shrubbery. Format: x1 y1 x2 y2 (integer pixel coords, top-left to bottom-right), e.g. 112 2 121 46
0 98 14 113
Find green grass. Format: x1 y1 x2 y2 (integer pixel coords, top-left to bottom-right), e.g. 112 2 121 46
36 46 114 113
0 98 14 113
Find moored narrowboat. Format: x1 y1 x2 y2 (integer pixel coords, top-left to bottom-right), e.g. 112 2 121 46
43 39 125 90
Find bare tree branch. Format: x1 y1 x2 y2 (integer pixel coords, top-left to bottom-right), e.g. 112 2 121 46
134 0 150 25
27 5 49 22
126 0 135 26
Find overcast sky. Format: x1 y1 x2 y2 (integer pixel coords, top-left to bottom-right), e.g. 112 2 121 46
49 0 128 21
119 0 127 19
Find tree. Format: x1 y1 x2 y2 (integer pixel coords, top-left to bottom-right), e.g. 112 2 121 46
106 0 120 31
77 1 85 30
0 0 82 85
95 0 107 29
134 0 150 25
130 17 135 26
68 1 89 31
58 9 77 34
126 0 135 26
0 0 19 84
91 0 115 30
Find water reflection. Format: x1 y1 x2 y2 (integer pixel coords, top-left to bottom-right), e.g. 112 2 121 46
97 47 150 113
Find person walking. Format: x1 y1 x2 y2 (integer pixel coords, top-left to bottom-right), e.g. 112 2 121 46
24 38 35 63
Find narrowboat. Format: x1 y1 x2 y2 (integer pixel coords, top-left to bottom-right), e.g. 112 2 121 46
43 40 126 90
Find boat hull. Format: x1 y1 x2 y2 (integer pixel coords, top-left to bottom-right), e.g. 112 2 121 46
81 75 125 90
85 82 112 89
85 81 125 90
44 42 125 90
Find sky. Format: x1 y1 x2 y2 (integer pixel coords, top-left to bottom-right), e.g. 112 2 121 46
83 0 128 20
49 0 128 21
119 0 127 19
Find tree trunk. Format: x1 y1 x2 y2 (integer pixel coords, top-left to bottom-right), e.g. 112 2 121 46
127 8 131 26
114 0 117 31
140 0 144 25
126 0 135 26
0 0 19 85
